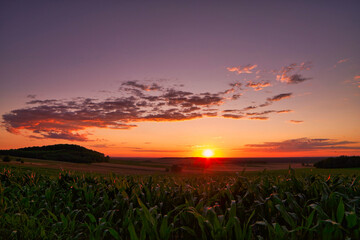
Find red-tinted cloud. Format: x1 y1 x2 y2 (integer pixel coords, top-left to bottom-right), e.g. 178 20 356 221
241 138 360 152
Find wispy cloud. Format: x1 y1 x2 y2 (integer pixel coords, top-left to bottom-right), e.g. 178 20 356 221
3 80 232 141
121 80 162 91
354 75 360 88
289 120 303 124
337 58 349 64
240 138 360 152
222 114 243 119
26 94 37 99
129 148 187 153
276 62 312 84
249 116 268 120
90 144 115 148
246 81 271 91
227 64 257 74
267 93 292 102
3 61 309 141
277 110 293 114
333 58 350 68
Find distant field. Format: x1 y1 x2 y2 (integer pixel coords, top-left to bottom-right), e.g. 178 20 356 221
0 155 323 176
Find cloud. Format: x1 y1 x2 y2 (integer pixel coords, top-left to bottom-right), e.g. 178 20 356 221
240 93 292 112
267 93 292 102
121 80 162 91
277 110 293 114
246 81 271 91
242 106 257 111
333 58 349 68
287 74 311 84
90 144 114 148
227 64 257 74
204 112 218 117
354 75 360 88
246 110 274 116
337 58 349 64
276 62 312 84
26 94 37 99
241 138 360 152
222 114 243 119
249 116 268 120
3 81 230 141
2 66 306 141
259 102 271 108
231 94 242 100
130 149 187 153
289 120 303 124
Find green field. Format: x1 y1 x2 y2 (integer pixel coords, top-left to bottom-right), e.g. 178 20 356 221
1 164 360 240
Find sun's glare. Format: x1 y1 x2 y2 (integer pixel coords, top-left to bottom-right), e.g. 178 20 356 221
202 149 214 158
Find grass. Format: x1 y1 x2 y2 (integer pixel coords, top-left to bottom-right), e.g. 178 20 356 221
1 165 360 239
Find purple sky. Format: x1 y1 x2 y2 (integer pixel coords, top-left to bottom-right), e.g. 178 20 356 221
0 1 359 157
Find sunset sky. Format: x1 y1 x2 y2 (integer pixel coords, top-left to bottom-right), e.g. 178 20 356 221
1 1 359 157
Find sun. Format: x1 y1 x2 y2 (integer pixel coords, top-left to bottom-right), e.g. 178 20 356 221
202 149 214 158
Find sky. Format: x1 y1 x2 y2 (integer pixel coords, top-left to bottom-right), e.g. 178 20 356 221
0 0 359 157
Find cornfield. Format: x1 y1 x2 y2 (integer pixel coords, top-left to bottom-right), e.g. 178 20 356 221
1 167 360 239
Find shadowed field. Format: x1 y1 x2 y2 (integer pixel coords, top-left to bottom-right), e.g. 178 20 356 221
0 156 319 175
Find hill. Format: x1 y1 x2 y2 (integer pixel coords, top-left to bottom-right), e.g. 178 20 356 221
0 144 109 163
314 155 360 168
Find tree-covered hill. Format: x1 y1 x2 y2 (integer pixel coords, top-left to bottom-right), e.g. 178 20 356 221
314 156 360 168
0 144 109 163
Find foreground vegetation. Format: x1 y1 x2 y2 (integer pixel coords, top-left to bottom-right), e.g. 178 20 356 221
1 166 360 239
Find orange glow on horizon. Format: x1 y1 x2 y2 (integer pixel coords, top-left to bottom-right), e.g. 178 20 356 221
202 149 214 158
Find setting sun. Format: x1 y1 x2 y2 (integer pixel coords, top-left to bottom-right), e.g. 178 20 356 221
202 149 214 158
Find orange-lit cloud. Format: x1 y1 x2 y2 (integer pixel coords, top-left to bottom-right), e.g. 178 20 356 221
289 120 303 124
2 64 307 141
227 64 257 74
277 110 293 113
249 116 268 120
240 138 360 152
276 62 312 84
246 81 271 91
354 75 360 88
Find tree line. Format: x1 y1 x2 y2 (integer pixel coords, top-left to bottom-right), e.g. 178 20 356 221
314 156 360 168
